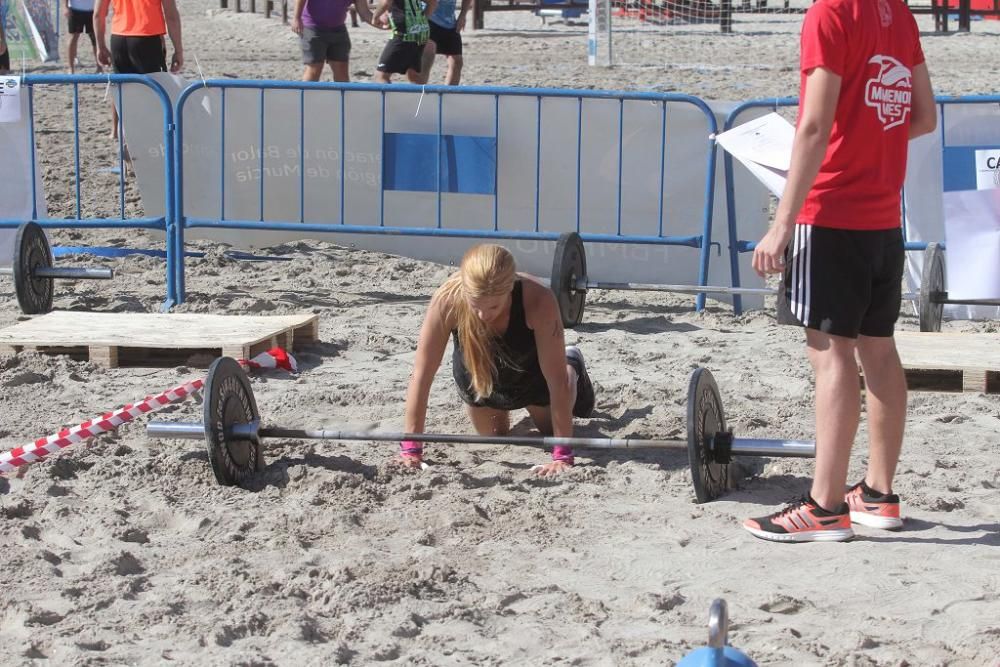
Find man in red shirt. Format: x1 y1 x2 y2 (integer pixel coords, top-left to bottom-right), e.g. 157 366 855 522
743 0 936 543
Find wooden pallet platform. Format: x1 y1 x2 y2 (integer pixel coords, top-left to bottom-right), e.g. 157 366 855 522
0 312 319 368
872 331 1000 394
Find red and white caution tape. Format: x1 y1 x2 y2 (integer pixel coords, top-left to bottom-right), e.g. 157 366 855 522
0 379 203 474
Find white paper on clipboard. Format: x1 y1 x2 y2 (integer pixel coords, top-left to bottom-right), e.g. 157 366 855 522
715 112 795 198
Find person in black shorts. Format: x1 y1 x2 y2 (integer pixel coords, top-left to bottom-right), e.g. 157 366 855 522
419 0 470 85
372 0 433 83
64 0 101 74
399 244 595 477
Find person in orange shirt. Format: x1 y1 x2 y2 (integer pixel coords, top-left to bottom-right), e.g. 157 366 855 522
93 0 182 142
94 0 182 74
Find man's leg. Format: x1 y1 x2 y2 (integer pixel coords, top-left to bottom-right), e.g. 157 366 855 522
68 34 79 74
302 62 324 81
445 54 463 86
419 41 436 84
328 60 349 82
374 70 392 83
405 67 423 84
806 329 861 511
855 335 907 494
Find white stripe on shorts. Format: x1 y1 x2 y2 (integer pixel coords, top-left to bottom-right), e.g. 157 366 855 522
790 225 812 324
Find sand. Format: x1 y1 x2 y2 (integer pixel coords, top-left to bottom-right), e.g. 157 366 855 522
1 3 999 665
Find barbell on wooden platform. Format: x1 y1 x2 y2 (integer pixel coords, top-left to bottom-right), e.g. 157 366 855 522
550 233 998 333
0 223 114 314
146 356 816 502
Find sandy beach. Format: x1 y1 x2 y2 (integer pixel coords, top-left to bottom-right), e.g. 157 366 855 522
1 2 999 664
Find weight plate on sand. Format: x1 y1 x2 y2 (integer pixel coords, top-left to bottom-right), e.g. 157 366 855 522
13 222 54 315
686 367 731 503
919 242 944 333
204 356 262 486
551 232 587 328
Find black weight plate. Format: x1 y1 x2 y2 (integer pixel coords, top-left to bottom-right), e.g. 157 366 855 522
550 232 587 328
13 222 54 315
686 367 731 503
204 356 262 486
919 242 944 333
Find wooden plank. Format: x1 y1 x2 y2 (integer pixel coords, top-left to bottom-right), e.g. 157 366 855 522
861 332 1000 394
0 313 320 368
0 312 318 349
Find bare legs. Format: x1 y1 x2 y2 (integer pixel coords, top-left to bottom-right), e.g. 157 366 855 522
466 362 578 437
807 330 907 510
303 60 349 82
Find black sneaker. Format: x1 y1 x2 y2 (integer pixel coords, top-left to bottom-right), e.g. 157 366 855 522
565 345 595 418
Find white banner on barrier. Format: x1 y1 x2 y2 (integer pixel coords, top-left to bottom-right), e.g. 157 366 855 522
942 188 1000 300
111 78 773 307
0 85 46 266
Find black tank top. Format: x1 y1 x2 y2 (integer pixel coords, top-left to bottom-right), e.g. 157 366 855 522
451 280 543 398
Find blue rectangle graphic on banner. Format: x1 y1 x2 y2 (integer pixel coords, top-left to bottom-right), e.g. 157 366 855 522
383 133 496 195
941 145 1000 192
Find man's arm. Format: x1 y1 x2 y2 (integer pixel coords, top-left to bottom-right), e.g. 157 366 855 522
908 62 936 139
291 0 307 34
352 0 373 25
752 65 840 277
456 0 472 30
423 0 437 17
161 0 183 72
371 0 392 28
93 0 112 66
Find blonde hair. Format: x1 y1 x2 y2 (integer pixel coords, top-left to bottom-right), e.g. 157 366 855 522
439 244 517 401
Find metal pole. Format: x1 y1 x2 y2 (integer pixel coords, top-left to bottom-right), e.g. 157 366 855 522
0 267 114 279
146 421 816 458
578 280 776 297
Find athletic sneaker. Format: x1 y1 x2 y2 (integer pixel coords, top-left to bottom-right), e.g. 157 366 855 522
564 345 595 418
743 497 854 543
845 481 903 530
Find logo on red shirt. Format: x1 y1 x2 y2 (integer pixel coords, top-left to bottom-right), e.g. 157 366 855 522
864 55 913 131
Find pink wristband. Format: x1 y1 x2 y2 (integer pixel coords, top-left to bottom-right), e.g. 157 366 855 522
552 445 574 464
400 440 423 457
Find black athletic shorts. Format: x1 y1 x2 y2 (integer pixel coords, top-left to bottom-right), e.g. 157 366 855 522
68 9 95 35
300 25 350 64
110 34 166 74
376 37 424 74
777 225 904 339
0 49 9 72
454 351 586 412
428 20 462 56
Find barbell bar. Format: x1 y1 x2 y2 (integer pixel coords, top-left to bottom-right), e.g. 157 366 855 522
551 232 998 333
1 222 115 314
146 356 816 502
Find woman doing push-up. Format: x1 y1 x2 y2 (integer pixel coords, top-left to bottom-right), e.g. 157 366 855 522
400 244 595 476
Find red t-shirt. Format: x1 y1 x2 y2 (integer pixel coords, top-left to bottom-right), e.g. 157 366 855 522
797 0 925 230
111 0 167 37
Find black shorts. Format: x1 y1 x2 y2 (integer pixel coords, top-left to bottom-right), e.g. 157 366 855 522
376 37 424 75
0 50 9 72
453 350 586 412
110 34 166 74
777 225 904 339
428 20 462 56
68 9 95 35
300 25 350 64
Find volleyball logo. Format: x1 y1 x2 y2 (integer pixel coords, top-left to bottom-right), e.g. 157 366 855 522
865 55 913 131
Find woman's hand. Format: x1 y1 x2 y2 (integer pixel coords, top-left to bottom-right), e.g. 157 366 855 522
532 460 572 477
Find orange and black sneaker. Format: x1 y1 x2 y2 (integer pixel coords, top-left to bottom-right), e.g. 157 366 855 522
845 481 903 530
743 497 854 543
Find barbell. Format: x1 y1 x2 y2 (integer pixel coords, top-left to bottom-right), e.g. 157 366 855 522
0 222 114 314
550 233 998 333
146 356 816 502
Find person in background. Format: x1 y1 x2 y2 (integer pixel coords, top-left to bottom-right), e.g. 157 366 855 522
291 0 372 82
372 0 433 83
418 0 470 85
65 0 102 73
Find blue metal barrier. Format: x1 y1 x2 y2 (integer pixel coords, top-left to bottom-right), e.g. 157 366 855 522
0 74 179 308
720 94 1000 314
173 80 721 307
